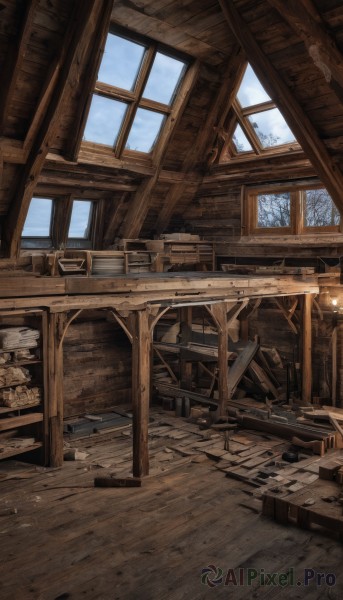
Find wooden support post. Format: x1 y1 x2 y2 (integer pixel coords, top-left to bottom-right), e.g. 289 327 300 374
179 306 193 390
210 303 229 416
302 294 312 404
239 312 249 343
332 324 337 407
130 310 151 477
48 313 64 467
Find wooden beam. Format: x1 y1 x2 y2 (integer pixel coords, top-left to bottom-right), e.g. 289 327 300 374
331 324 337 407
48 313 65 468
65 0 114 161
119 60 200 239
51 194 73 249
129 310 151 477
209 302 229 415
155 48 246 234
102 193 127 248
179 306 193 390
119 176 158 240
0 0 39 134
301 294 312 404
2 1 98 258
268 0 343 91
219 0 343 214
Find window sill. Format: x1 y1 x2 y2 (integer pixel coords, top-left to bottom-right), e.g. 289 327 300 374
239 233 343 246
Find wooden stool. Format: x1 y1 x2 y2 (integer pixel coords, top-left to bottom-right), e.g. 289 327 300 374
211 423 237 451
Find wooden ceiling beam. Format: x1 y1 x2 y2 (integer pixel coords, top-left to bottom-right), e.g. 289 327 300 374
219 0 343 214
0 0 39 134
38 174 137 193
268 0 343 91
2 1 99 258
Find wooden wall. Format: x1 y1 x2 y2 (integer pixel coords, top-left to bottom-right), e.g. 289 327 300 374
63 312 132 418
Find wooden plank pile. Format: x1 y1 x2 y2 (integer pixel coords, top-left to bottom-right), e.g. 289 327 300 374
0 385 41 408
262 456 343 539
0 366 31 388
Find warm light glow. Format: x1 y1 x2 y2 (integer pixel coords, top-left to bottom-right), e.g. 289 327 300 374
332 298 338 306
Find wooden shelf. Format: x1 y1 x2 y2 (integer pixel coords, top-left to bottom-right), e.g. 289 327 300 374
0 359 41 368
0 381 31 390
0 313 47 465
0 412 43 432
0 441 42 460
0 403 41 415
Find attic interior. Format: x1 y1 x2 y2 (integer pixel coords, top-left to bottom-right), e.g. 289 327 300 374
2 0 343 597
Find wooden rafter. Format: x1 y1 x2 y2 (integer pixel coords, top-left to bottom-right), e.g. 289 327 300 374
102 194 128 248
219 0 343 215
65 0 114 161
119 60 200 240
155 46 246 234
0 0 39 135
2 0 98 258
268 0 343 92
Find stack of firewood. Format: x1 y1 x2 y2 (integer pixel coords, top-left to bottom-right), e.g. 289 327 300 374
0 385 41 408
0 366 31 388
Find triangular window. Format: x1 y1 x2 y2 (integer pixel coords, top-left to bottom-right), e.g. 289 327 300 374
221 63 299 161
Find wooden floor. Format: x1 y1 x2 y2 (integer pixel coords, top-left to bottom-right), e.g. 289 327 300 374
0 410 343 600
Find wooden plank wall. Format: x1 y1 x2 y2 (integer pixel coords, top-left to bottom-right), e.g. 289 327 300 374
182 187 241 241
63 313 132 418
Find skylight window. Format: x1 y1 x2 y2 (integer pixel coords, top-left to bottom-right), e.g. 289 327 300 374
83 96 128 146
248 108 295 148
126 109 165 152
232 123 253 152
236 64 271 107
142 52 186 105
220 63 298 162
98 33 145 91
22 198 53 237
83 30 188 156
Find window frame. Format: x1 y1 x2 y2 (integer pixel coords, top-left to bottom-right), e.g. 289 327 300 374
82 27 189 159
66 199 95 249
243 183 341 236
21 196 55 248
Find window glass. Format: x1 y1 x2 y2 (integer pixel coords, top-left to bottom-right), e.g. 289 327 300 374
143 52 186 105
237 64 271 107
83 31 189 155
98 33 146 91
68 201 93 238
125 108 165 152
257 192 291 228
83 95 128 146
304 189 340 227
248 108 296 148
22 198 53 237
232 123 253 152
